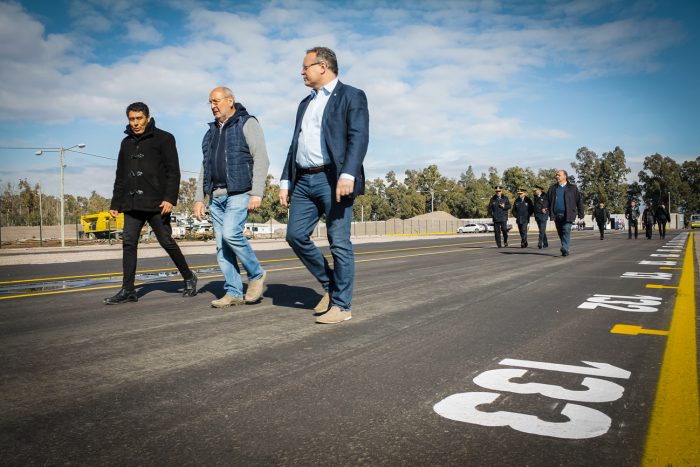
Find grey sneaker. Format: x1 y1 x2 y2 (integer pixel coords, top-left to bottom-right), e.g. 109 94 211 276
315 306 352 324
244 270 266 303
313 292 330 312
211 294 245 308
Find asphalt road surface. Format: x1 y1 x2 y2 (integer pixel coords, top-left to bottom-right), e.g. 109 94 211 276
1 229 698 466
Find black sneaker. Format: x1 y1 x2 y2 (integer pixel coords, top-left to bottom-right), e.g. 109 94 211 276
104 288 138 305
183 272 198 297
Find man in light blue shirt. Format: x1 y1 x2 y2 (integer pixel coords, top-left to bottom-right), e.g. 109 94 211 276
280 46 369 324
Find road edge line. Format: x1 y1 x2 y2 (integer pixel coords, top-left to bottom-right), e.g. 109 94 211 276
642 233 699 465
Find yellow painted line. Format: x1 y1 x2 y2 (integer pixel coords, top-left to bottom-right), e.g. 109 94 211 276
643 233 700 465
0 241 485 286
0 246 480 301
645 284 678 289
659 267 683 270
610 324 669 336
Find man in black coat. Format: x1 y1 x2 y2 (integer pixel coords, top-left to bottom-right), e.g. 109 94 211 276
655 202 670 239
487 186 511 248
511 188 533 247
532 185 549 249
625 200 640 239
642 203 655 239
105 102 197 304
547 169 584 256
593 201 611 240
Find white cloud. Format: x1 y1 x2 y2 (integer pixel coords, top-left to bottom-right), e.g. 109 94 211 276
0 0 694 196
124 20 163 44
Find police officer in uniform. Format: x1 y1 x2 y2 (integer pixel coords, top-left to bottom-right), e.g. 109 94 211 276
533 185 549 249
511 188 533 248
487 186 511 248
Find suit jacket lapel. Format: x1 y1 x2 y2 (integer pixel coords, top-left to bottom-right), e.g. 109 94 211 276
321 81 343 128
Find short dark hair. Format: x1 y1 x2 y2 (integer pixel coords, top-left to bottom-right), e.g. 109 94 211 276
307 46 338 75
126 102 150 117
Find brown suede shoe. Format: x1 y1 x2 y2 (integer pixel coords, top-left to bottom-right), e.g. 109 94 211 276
211 294 245 308
315 306 352 324
313 292 330 312
244 270 266 303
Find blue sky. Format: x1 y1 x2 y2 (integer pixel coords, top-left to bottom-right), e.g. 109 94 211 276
0 0 698 198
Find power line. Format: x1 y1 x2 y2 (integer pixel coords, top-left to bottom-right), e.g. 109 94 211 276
0 146 200 175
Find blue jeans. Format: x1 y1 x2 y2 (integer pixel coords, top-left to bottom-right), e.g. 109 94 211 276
535 217 548 247
554 216 572 253
286 172 354 310
209 193 264 298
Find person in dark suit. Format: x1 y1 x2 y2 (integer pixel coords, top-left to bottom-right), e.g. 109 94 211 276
532 185 549 248
593 201 611 240
487 186 511 248
642 203 655 239
511 188 533 247
625 200 640 239
279 47 369 324
547 169 584 256
655 202 670 239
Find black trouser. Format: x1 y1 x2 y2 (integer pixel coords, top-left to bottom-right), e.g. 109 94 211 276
628 220 638 238
493 221 508 246
122 210 192 289
657 221 666 238
536 218 548 247
644 223 653 239
517 222 529 246
597 221 606 238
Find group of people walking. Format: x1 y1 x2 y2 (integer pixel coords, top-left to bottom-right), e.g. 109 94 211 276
627 201 670 239
104 47 369 325
488 169 584 256
487 170 671 255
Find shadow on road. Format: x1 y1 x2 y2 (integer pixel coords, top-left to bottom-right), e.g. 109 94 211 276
264 283 323 310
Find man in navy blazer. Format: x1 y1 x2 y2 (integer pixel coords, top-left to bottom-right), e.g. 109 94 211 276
279 47 369 324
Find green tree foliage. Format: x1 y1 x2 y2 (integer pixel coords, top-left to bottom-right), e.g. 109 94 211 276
680 157 700 215
502 167 536 195
458 166 493 217
571 146 631 212
247 175 286 223
638 154 685 212
86 191 110 213
176 177 198 216
404 164 457 213
535 168 558 190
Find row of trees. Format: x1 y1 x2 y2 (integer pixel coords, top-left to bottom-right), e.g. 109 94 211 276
1 148 698 227
0 179 111 227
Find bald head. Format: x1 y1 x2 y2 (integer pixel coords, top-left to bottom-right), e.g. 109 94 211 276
209 87 236 123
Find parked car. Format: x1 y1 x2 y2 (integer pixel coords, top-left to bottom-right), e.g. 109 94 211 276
457 223 482 233
479 223 490 232
485 222 512 232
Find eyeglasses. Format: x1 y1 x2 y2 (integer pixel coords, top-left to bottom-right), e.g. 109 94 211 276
302 62 322 71
208 96 231 105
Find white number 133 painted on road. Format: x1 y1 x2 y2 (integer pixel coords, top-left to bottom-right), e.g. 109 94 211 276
433 359 630 439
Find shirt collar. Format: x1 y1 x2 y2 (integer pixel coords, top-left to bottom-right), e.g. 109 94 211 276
311 77 339 98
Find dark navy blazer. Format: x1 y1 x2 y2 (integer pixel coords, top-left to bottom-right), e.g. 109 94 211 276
282 81 369 197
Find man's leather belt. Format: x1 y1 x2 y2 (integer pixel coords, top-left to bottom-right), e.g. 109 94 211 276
297 164 332 175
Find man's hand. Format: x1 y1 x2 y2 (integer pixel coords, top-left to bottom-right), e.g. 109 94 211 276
335 178 354 202
109 209 119 218
160 201 173 216
248 196 262 210
279 189 289 207
194 201 206 221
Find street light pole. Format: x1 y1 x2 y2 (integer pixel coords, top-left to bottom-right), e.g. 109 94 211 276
35 143 85 247
38 183 43 247
418 188 449 213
